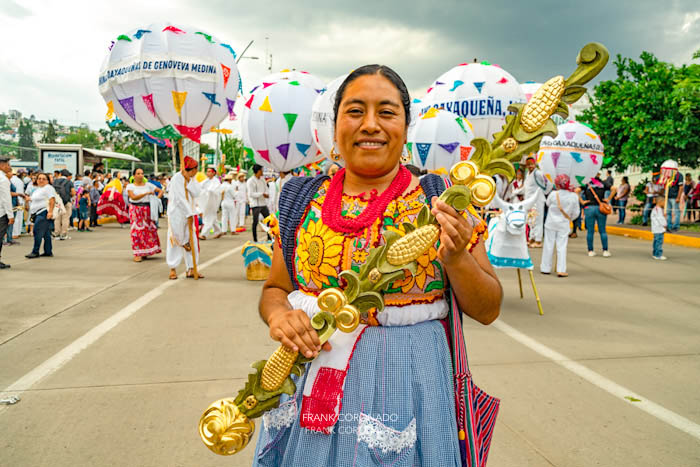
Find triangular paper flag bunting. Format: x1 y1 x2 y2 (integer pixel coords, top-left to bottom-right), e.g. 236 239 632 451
450 80 464 92
537 151 544 163
108 41 114 51
226 98 236 119
426 87 433 94
570 152 582 163
221 64 231 88
438 142 460 154
162 25 185 34
288 81 300 86
551 152 560 167
525 93 533 101
415 143 432 166
133 29 151 39
259 96 272 112
435 81 445 86
296 143 311 156
202 92 221 106
565 131 576 140
455 117 467 134
148 125 181 140
172 91 187 116
473 81 485 93
314 130 320 143
283 113 298 132
481 60 491 65
585 132 598 140
105 101 115 120
277 143 290 159
117 34 132 42
590 154 598 164
195 32 214 43
244 95 254 109
460 146 473 161
497 77 508 84
422 108 439 119
118 97 136 120
142 94 156 117
242 147 253 162
315 88 324 94
173 124 202 143
107 118 122 128
257 149 270 163
575 175 586 186
281 69 290 73
262 82 275 89
220 43 237 59
142 132 171 148
545 173 553 183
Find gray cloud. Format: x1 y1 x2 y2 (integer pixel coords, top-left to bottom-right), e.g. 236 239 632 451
0 0 32 19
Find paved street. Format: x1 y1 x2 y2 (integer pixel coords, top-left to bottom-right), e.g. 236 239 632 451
1 222 699 467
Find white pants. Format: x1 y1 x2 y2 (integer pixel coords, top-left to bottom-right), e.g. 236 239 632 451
221 202 236 233
236 202 246 228
167 241 199 270
540 227 569 274
529 196 545 242
12 210 23 236
200 211 221 239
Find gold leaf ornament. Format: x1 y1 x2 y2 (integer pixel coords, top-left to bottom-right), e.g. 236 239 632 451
199 399 255 456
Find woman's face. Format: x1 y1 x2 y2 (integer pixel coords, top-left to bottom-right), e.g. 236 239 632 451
37 174 48 187
134 169 144 183
334 74 406 179
516 169 523 180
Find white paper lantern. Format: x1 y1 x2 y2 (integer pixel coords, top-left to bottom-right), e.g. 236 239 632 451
99 22 240 143
242 81 320 172
407 108 476 172
538 121 605 188
420 62 525 142
310 74 347 162
247 69 326 95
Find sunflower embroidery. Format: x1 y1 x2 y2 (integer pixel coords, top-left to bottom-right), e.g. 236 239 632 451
297 213 344 288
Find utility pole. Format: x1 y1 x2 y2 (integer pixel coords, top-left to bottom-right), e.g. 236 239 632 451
153 143 158 174
265 36 272 72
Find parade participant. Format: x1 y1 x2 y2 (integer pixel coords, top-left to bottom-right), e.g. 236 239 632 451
651 196 667 260
97 176 129 224
246 164 270 242
267 174 278 214
220 173 238 235
25 173 56 259
10 170 26 238
234 171 247 232
167 156 203 280
125 168 162 262
540 175 580 277
505 167 525 202
253 65 501 466
0 156 15 269
77 189 91 232
524 156 548 247
198 167 223 240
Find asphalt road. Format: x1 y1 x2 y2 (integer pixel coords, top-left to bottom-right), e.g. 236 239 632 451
0 222 698 467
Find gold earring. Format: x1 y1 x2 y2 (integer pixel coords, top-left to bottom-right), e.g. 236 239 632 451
330 143 342 162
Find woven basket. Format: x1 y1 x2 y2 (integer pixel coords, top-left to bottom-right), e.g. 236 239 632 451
246 260 270 281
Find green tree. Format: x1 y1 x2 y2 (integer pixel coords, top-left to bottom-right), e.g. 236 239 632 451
580 51 700 172
41 122 58 143
62 127 100 147
220 135 247 170
18 120 36 161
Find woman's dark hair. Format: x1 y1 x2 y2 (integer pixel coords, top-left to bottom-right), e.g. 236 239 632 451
622 176 629 184
333 64 411 127
36 172 52 185
134 167 144 175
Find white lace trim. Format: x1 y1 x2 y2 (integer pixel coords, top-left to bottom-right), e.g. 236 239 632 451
263 399 297 431
357 413 417 454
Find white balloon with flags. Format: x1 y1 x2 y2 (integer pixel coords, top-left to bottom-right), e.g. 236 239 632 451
99 22 241 143
538 121 605 188
251 69 327 94
419 61 525 142
310 74 347 163
407 108 476 172
242 80 320 172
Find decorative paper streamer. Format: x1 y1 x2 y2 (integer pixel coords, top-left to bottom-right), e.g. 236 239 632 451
460 146 472 161
117 34 132 42
277 143 290 159
585 132 598 140
257 149 270 163
133 29 151 39
118 97 136 120
450 80 464 92
226 98 236 119
570 152 582 163
259 96 272 112
415 143 432 165
288 81 300 86
174 124 202 143
148 125 181 140
142 131 172 148
435 81 445 86
244 95 254 109
421 108 439 119
221 64 231 88
195 32 214 43
438 142 460 153
262 82 275 89
202 92 221 106
590 154 598 164
163 25 185 34
575 175 586 186
473 82 485 93
107 118 122 128
283 113 298 132
172 91 187 116
220 43 237 59
142 94 156 117
497 77 508 84
565 131 576 140
105 101 115 120
296 143 311 156
551 152 560 167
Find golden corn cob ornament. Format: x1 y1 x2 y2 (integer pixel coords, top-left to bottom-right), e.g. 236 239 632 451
199 42 609 457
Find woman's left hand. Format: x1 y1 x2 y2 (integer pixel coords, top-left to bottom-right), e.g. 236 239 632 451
47 212 53 220
430 196 473 266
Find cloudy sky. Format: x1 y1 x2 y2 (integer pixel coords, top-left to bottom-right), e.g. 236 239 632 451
1 0 698 145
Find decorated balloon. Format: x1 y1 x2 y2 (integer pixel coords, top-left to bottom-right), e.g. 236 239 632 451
407 108 476 172
248 69 326 95
419 62 525 142
537 121 605 188
658 159 679 186
99 23 240 143
242 81 320 172
310 74 347 163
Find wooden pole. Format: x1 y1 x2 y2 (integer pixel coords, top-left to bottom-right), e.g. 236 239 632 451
517 269 524 299
179 139 199 280
528 270 543 315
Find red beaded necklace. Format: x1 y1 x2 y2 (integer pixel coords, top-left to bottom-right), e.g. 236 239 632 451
322 165 412 233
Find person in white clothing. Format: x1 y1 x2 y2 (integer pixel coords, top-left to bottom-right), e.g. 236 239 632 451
220 174 238 235
234 171 247 232
505 168 525 203
246 164 270 242
0 157 15 269
10 172 26 238
524 156 550 247
651 196 667 260
25 173 56 259
540 175 580 277
198 167 223 240
267 175 278 214
167 156 204 280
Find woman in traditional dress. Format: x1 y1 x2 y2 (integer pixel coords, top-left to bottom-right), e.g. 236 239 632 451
125 168 162 262
254 65 502 467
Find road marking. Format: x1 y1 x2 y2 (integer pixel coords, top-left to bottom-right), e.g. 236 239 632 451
0 246 243 406
493 320 700 440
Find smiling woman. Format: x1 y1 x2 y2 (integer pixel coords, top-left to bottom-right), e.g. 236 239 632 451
255 65 502 467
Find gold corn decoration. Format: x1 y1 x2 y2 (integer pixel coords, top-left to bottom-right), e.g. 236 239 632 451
199 42 609 458
260 345 300 391
520 76 566 133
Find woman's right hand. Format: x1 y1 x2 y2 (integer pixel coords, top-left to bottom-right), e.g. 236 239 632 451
267 308 330 358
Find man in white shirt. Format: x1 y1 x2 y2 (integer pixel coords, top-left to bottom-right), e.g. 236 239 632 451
10 171 26 238
0 157 15 269
540 175 580 277
167 156 203 279
523 156 550 247
198 167 223 240
234 171 247 232
246 164 270 242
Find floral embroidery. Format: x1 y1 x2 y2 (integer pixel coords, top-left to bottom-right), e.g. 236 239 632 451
263 399 297 431
357 413 417 454
351 249 369 264
297 212 344 288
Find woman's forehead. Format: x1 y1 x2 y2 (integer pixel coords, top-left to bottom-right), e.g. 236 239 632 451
341 74 401 105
